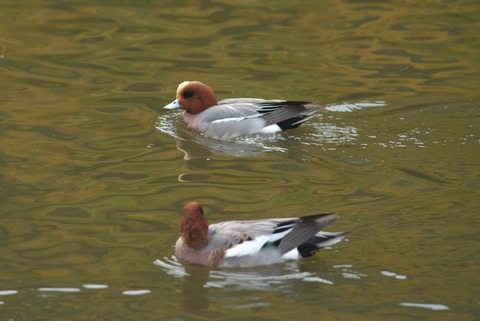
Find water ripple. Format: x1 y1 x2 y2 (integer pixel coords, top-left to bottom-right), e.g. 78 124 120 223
122 289 151 296
38 287 81 293
153 257 336 291
399 302 450 311
0 290 18 296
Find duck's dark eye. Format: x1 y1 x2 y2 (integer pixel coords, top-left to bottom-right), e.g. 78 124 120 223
182 89 195 98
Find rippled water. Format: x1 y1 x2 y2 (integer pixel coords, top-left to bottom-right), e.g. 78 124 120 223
1 0 479 320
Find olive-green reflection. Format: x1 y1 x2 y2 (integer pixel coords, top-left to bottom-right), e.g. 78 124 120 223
0 0 479 320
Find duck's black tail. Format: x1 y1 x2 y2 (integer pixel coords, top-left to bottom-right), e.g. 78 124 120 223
297 231 349 258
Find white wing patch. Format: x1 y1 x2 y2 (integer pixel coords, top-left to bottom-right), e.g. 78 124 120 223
224 225 293 258
281 249 300 260
225 235 270 258
259 124 281 133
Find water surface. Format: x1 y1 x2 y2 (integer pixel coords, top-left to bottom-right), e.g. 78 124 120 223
1 0 479 320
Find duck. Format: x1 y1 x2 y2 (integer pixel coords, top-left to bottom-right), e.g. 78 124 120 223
163 81 323 140
174 202 348 268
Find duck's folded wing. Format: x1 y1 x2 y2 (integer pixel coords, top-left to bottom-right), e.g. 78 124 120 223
208 218 300 257
198 103 259 122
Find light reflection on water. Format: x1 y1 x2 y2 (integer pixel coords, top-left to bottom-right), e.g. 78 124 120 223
399 302 450 311
153 256 341 290
152 255 369 311
0 254 445 315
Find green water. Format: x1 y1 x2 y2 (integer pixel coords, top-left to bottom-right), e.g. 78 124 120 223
1 0 479 320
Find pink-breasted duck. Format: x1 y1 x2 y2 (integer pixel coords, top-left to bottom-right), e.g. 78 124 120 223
163 81 323 140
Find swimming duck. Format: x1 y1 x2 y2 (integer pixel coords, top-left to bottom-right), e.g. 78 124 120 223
174 202 347 268
163 81 323 140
